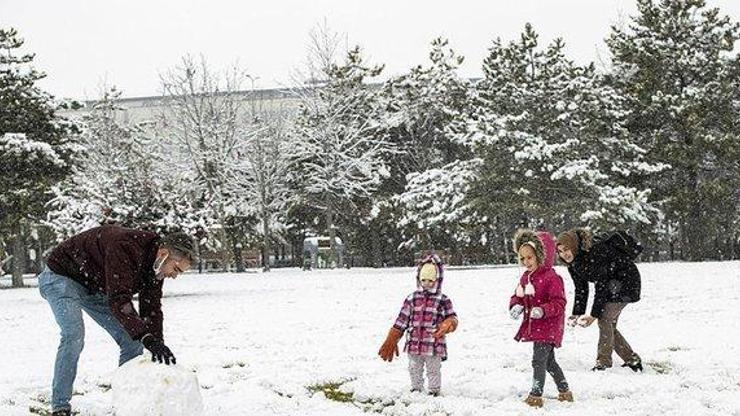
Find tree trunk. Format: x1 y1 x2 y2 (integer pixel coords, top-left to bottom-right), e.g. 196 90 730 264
0 238 6 276
371 228 382 268
262 212 271 272
195 240 203 274
33 233 43 274
11 228 25 288
231 241 245 273
298 221 307 269
219 228 230 272
327 205 337 268
686 197 705 261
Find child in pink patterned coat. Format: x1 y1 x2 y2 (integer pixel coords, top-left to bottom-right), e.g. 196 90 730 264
378 254 458 396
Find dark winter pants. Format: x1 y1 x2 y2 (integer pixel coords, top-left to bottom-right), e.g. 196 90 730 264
530 342 569 397
597 302 637 367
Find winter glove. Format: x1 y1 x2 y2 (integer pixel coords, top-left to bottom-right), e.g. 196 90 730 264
578 315 596 327
378 327 403 362
509 304 524 320
530 306 544 319
567 315 580 327
142 334 177 365
433 317 458 339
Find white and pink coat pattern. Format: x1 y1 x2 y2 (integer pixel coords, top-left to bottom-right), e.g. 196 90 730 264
392 255 457 360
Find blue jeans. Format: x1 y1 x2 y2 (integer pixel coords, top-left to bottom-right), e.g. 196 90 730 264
38 266 143 411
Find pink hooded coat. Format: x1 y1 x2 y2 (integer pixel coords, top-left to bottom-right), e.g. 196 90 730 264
393 255 457 360
509 231 566 347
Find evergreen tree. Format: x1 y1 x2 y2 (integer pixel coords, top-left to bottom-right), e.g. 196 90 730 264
292 45 394 267
465 24 665 243
377 38 481 263
606 0 740 260
0 28 78 286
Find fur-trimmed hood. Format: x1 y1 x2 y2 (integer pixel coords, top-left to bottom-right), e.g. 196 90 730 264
513 230 556 271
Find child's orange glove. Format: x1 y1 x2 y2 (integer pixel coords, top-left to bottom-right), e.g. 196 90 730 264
378 327 403 362
432 317 458 339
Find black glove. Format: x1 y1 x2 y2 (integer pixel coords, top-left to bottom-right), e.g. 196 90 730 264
142 334 176 365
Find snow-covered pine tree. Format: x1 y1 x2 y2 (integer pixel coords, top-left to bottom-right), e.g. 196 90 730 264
465 23 666 238
291 29 394 267
378 38 486 262
606 0 740 260
0 27 78 286
380 38 471 192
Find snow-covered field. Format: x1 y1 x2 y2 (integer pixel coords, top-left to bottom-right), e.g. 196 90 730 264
1 261 739 415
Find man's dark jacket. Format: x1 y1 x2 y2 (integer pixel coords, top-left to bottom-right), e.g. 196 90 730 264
46 225 164 340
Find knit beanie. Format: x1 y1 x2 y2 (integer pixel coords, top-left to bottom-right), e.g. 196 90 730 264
419 263 438 281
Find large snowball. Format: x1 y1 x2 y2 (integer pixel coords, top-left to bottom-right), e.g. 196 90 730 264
112 356 204 416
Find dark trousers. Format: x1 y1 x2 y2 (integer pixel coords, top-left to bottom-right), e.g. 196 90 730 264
531 342 569 396
597 302 637 367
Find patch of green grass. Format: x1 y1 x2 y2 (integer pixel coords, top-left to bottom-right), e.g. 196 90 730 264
28 393 80 416
647 360 673 374
306 378 440 416
307 381 355 403
306 379 404 414
30 394 49 404
29 405 80 416
357 397 397 414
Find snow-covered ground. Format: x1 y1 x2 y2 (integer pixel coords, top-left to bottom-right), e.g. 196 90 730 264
1 261 739 415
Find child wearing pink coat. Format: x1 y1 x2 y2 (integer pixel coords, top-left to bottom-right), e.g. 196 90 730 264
509 229 573 408
378 255 458 396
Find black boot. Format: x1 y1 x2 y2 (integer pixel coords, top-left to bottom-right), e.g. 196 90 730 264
52 410 71 416
622 355 643 372
591 363 609 371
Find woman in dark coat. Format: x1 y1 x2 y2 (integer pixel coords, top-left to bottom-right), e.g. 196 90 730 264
556 229 643 372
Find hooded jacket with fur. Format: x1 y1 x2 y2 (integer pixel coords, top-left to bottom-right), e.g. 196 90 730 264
509 231 567 347
392 255 457 360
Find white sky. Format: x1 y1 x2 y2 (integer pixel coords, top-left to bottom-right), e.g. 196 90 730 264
2 0 739 100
